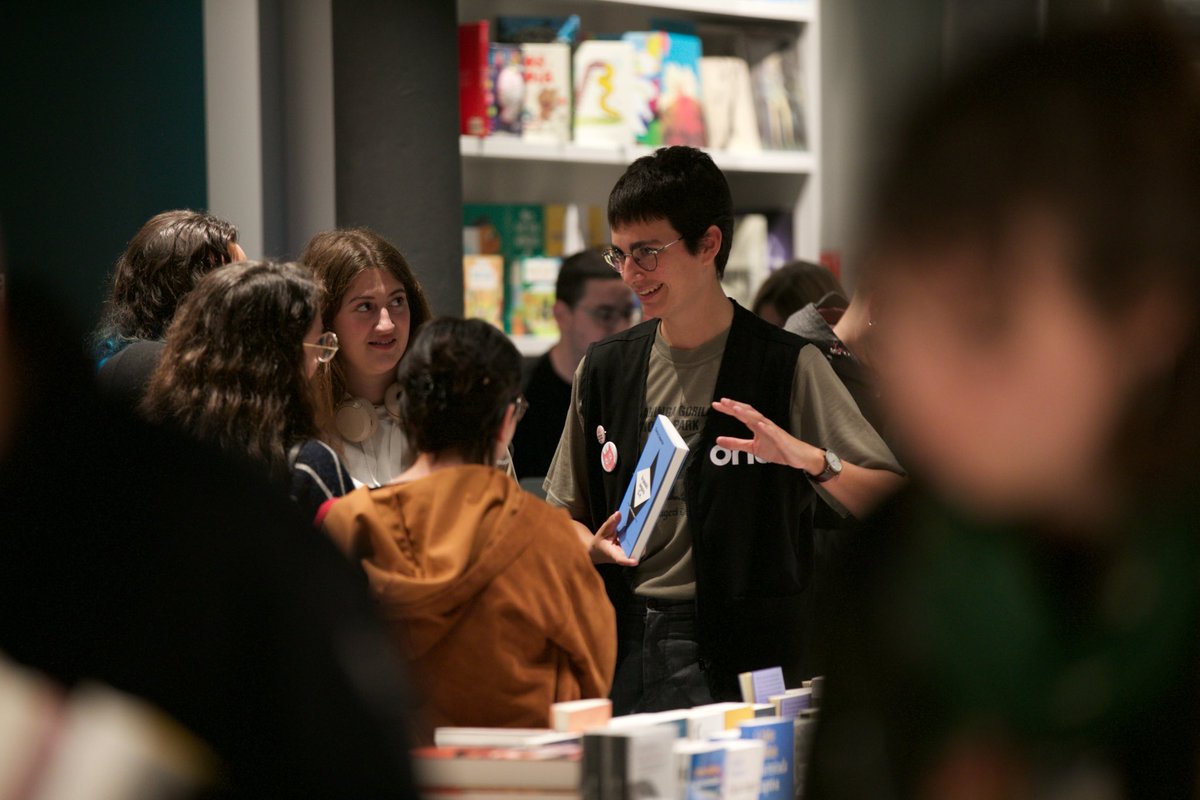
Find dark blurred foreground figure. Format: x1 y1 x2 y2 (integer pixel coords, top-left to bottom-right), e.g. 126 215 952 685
0 278 418 798
807 17 1200 800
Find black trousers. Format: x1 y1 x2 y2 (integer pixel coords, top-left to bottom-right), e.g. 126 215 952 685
609 595 715 715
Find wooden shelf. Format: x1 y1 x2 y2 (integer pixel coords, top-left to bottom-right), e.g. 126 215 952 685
461 136 815 175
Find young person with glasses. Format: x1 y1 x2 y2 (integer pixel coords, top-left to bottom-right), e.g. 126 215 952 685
321 318 615 742
142 260 353 521
543 146 905 713
512 247 639 480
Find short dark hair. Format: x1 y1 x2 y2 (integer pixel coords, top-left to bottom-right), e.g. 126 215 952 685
94 210 240 360
751 260 847 321
397 318 522 466
556 247 619 307
607 146 735 277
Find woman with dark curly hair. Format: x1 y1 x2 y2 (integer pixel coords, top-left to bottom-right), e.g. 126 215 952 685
303 227 433 488
94 210 244 408
142 260 351 520
321 318 615 742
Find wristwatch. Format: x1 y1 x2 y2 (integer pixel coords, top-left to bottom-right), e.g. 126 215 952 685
811 449 843 483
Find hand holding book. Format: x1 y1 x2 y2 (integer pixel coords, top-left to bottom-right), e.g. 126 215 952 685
576 511 638 567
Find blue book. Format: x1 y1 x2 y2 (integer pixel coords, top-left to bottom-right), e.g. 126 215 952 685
738 718 794 800
675 742 725 800
614 414 689 561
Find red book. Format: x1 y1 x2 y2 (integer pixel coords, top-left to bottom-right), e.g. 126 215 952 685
459 21 490 136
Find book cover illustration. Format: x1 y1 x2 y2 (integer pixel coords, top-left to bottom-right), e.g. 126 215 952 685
659 33 707 147
487 43 525 137
508 256 561 338
521 43 571 145
614 414 689 561
462 255 505 331
573 40 636 147
623 31 667 146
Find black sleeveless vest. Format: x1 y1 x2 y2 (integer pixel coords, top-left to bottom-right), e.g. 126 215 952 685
581 301 815 696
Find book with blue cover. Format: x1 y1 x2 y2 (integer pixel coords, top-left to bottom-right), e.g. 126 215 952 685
738 717 794 800
614 414 689 561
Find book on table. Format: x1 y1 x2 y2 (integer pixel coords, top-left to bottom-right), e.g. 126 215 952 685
613 414 689 562
412 744 581 791
737 666 786 705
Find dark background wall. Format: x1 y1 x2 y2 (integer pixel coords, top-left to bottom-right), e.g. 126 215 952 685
0 1 208 332
331 0 464 317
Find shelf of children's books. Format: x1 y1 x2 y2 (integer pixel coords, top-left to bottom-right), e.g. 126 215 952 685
461 136 815 175
590 0 813 24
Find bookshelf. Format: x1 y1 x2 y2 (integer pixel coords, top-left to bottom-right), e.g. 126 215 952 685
458 0 821 354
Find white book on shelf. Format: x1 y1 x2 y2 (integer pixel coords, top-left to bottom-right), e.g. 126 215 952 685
573 40 636 148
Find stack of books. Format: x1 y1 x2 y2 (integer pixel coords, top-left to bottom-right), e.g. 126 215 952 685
412 672 822 799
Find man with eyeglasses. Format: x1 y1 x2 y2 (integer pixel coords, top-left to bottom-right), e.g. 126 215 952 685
543 146 904 714
512 248 638 480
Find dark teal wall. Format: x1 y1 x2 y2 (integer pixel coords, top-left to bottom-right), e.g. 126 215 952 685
1 2 208 330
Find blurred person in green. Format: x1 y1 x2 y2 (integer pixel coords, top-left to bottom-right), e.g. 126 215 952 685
760 16 1200 800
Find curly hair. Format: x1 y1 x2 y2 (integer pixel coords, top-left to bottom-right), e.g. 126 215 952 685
142 261 322 480
94 210 240 361
397 318 522 466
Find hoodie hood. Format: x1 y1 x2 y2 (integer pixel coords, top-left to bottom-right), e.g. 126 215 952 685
325 465 535 659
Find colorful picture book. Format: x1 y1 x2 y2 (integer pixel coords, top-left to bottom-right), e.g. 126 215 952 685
521 42 571 144
462 255 505 330
573 40 636 147
508 256 561 337
614 414 689 561
487 43 525 136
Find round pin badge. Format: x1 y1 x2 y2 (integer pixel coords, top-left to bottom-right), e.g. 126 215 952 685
596 425 606 445
601 441 618 473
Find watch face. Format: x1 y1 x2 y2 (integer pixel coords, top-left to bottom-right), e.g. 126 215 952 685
826 450 843 472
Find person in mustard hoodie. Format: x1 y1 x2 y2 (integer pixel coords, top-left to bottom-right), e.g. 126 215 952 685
321 317 616 742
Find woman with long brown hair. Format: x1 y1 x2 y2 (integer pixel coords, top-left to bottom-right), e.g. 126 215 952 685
143 260 351 519
303 227 433 488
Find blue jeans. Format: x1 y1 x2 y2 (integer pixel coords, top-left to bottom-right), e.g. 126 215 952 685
610 596 714 715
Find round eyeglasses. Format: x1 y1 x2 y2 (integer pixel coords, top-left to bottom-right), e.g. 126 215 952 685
601 237 684 273
303 331 339 363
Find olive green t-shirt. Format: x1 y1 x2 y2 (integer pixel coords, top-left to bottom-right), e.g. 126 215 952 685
544 325 902 600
